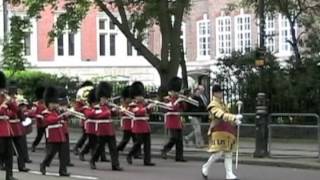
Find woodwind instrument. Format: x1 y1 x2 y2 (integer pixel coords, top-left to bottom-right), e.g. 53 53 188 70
178 94 199 107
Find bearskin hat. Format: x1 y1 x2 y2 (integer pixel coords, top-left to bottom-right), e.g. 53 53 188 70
130 81 145 98
35 86 45 100
8 80 18 95
57 87 69 105
87 87 98 104
96 81 112 99
0 71 6 89
80 80 93 88
121 86 131 99
167 76 182 92
43 86 59 106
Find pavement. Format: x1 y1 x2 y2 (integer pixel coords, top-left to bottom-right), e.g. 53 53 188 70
25 126 320 170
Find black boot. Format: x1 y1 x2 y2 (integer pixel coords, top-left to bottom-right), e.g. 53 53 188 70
40 163 46 175
19 167 30 172
6 175 18 180
144 162 155 166
59 172 70 177
112 165 123 171
90 161 96 169
126 155 132 165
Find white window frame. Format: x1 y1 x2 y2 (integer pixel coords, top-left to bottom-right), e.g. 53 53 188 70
7 11 38 65
278 14 297 56
196 14 211 61
216 15 232 58
97 16 118 58
235 10 251 53
54 13 81 61
265 15 276 53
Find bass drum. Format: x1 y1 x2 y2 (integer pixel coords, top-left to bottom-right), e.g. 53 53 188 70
22 117 33 134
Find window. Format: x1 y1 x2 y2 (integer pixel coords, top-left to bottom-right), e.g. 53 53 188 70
235 11 251 53
98 18 117 57
278 14 297 54
56 32 75 56
265 15 276 52
197 14 211 60
24 32 31 56
216 16 232 57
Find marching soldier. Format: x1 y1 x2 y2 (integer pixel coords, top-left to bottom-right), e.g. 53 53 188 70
7 81 30 172
161 77 187 162
31 86 46 152
126 81 155 166
117 86 141 158
57 87 74 167
73 81 93 155
89 81 122 171
0 71 17 180
201 84 242 180
40 86 70 176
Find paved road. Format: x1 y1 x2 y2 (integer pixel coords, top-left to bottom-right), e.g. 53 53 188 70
1 151 319 180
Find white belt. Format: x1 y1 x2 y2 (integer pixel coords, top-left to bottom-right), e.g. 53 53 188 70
131 117 148 128
46 124 63 138
95 119 112 130
0 115 9 120
164 112 181 124
121 117 131 127
9 119 20 123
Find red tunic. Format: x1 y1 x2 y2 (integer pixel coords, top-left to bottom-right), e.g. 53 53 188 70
131 102 151 134
28 101 46 128
7 101 24 137
74 100 86 127
0 105 13 137
95 104 114 136
83 106 97 135
43 110 66 143
121 105 133 131
61 116 69 135
164 96 186 129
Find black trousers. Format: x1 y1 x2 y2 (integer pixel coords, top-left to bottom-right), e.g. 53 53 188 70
21 135 31 162
0 137 14 179
32 127 45 147
92 135 119 167
12 136 27 170
63 134 71 164
117 130 141 156
74 127 87 150
162 129 184 160
128 133 151 164
81 134 107 160
41 143 67 174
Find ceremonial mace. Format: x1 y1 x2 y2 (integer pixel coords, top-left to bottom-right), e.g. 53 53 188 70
236 100 243 169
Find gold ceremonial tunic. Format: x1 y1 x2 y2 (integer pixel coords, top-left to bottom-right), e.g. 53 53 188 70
207 97 237 153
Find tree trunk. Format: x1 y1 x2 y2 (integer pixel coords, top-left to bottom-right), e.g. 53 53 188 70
289 22 301 66
180 39 188 90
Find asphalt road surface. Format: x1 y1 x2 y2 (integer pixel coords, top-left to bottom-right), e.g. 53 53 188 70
1 151 319 180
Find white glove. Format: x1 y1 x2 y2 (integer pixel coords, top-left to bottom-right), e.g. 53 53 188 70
95 110 102 114
235 114 243 125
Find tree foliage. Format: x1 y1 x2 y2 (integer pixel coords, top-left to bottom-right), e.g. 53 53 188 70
1 15 30 76
20 0 191 86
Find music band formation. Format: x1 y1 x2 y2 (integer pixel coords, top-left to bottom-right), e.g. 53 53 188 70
0 70 243 180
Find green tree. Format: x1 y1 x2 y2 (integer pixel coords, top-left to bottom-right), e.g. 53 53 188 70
18 0 191 86
1 15 30 77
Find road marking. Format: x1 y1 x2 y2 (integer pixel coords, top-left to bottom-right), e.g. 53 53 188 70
13 169 98 180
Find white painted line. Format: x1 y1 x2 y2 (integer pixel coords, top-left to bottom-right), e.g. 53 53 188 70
13 169 98 180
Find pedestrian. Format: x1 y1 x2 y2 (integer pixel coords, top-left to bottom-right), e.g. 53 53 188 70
184 87 206 148
201 84 242 180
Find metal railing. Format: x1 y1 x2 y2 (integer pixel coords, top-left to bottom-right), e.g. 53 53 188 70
268 113 320 160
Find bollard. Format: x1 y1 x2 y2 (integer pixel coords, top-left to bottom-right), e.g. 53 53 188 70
254 93 269 158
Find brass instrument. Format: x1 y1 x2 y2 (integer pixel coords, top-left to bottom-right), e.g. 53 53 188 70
177 94 199 107
59 107 86 119
145 99 173 110
108 102 135 118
